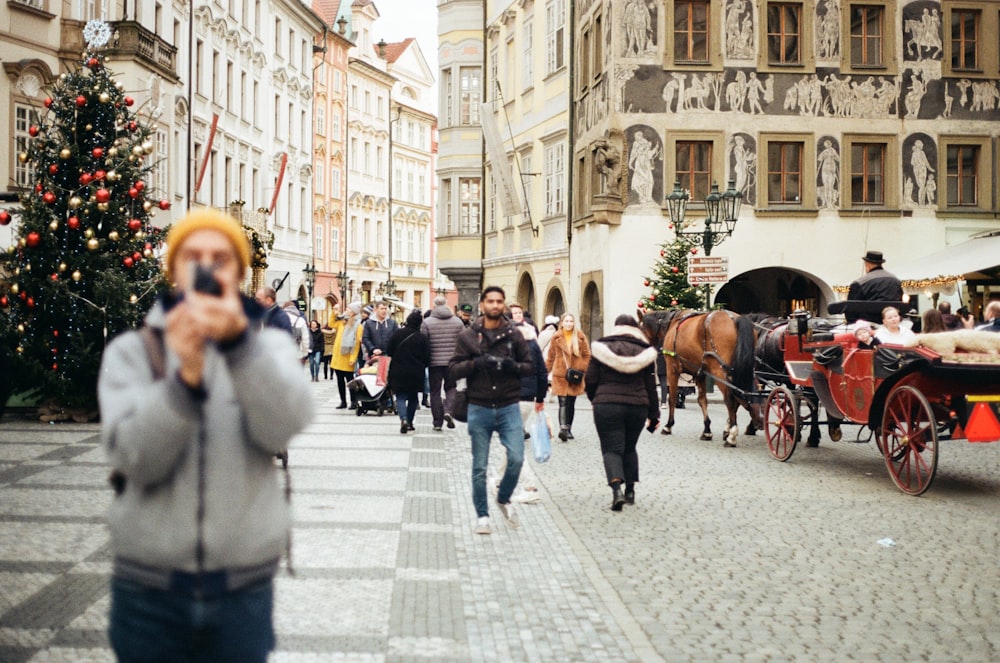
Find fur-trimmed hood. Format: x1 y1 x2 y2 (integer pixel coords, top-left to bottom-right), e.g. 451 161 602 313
590 325 658 374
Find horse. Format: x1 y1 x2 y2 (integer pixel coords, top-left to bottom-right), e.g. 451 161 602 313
639 309 760 447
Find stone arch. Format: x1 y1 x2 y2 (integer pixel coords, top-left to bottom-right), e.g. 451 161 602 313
580 280 603 343
516 270 537 321
543 281 566 320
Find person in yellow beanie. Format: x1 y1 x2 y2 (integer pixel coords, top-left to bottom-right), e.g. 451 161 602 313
97 207 311 662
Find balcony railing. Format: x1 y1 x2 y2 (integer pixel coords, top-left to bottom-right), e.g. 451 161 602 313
61 19 178 81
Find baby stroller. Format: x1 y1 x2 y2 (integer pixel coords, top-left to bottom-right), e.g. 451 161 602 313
348 358 395 416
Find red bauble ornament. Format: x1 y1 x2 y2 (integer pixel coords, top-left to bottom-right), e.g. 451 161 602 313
660 250 666 257
67 216 80 230
128 187 139 199
643 279 650 286
0 295 7 307
42 192 56 205
53 330 59 337
52 363 58 371
34 183 43 193
29 126 39 137
690 248 698 255
26 232 41 247
128 218 142 231
50 273 59 281
123 256 134 268
134 181 145 192
132 251 142 262
124 96 134 106
92 147 104 159
87 57 99 68
44 97 53 108
48 164 58 175
95 170 106 180
95 188 111 203
158 199 171 210
668 224 674 230
18 291 26 301
26 297 35 308
79 173 93 185
0 211 10 226
75 95 87 107
128 121 138 132
671 266 679 273
671 299 678 306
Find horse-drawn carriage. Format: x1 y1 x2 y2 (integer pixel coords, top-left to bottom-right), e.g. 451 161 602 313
756 301 1000 495
640 302 1000 496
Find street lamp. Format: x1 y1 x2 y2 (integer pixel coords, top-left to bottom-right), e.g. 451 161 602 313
382 276 397 298
302 263 317 318
335 270 349 310
666 179 743 306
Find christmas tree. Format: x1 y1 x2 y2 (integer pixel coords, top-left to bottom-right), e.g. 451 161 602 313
639 237 705 312
0 21 167 413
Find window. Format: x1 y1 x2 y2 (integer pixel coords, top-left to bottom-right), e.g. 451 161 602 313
331 227 340 264
226 61 234 107
766 142 803 204
849 5 883 67
951 8 980 70
505 38 516 95
459 178 481 234
364 90 371 115
377 146 384 178
520 153 533 206
419 174 426 204
850 142 885 205
460 67 481 125
350 84 358 109
196 40 204 95
419 229 426 262
442 179 454 234
593 13 603 79
522 18 534 89
489 46 499 97
675 1 710 63
545 0 565 74
407 228 415 261
252 81 258 126
675 141 714 202
154 129 168 197
580 26 591 88
315 225 324 259
407 171 415 201
544 142 565 217
350 215 358 250
946 145 978 206
14 104 38 188
350 137 358 171
331 110 340 138
767 3 802 64
442 69 454 126
331 166 341 197
364 141 371 175
333 70 341 92
315 162 324 194
316 105 325 134
274 18 281 55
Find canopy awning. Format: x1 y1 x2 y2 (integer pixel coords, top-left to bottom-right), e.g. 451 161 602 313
891 232 1000 293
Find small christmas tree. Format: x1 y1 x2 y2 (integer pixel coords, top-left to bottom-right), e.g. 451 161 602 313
0 20 167 413
639 237 705 312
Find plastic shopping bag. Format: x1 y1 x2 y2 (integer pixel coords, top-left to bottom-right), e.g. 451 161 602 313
532 412 551 463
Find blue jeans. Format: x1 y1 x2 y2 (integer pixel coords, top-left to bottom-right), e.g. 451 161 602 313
395 390 419 424
308 350 322 379
109 577 274 663
467 402 524 517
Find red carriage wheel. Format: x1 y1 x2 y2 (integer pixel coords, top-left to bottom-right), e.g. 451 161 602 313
764 386 799 462
880 385 938 496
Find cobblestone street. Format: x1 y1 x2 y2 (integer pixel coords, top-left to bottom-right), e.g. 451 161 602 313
1 379 999 662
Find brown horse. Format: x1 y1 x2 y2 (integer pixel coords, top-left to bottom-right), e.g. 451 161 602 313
639 309 760 447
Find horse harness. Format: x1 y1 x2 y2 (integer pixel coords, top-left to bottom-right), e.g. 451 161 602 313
664 310 740 385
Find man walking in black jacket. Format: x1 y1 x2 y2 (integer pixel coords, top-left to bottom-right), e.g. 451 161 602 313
448 286 534 535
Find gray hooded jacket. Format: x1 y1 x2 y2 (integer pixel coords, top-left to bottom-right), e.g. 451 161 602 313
421 304 465 367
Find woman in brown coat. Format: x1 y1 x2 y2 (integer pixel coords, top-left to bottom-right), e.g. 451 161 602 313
545 312 591 441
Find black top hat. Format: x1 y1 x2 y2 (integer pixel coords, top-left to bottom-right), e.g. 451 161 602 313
862 250 886 264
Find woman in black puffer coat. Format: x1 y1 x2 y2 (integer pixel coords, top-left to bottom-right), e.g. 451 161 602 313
387 310 431 434
584 314 659 511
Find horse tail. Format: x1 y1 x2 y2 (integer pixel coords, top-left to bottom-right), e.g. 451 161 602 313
731 315 756 393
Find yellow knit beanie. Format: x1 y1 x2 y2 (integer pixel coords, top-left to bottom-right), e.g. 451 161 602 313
164 208 251 280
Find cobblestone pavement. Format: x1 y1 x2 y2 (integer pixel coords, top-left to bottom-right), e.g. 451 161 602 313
1 379 998 662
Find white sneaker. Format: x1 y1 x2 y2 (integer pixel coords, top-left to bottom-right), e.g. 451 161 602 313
513 491 540 504
475 516 491 535
497 502 520 528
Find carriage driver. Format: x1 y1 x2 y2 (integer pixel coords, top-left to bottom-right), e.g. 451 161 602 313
847 250 903 302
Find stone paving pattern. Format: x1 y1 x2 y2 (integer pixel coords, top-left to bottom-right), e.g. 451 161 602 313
0 379 998 662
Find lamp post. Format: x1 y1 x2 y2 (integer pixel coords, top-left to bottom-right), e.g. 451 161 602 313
666 179 743 306
336 270 349 310
302 262 317 319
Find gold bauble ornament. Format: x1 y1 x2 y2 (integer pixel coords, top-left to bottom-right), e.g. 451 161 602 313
86 124 93 131
84 228 94 238
132 145 144 157
97 202 109 212
87 238 99 250
99 92 110 103
68 196 82 209
60 148 72 160
149 209 156 217
108 230 120 241
17 325 25 334
107 170 119 181
129 294 138 304
116 81 124 91
143 248 153 258
108 147 118 157
49 220 59 231
59 262 67 272
142 200 153 212
19 152 28 163
72 270 82 281
128 156 137 163
142 141 154 154
10 283 18 294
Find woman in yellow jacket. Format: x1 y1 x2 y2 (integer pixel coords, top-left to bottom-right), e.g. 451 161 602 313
328 301 364 408
545 312 591 441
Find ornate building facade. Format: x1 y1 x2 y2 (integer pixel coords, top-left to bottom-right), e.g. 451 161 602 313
572 0 1000 329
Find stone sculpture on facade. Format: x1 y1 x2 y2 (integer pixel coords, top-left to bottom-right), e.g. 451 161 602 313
592 136 623 196
623 0 653 57
628 130 659 204
726 0 754 59
816 139 840 209
905 8 943 59
816 0 839 60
